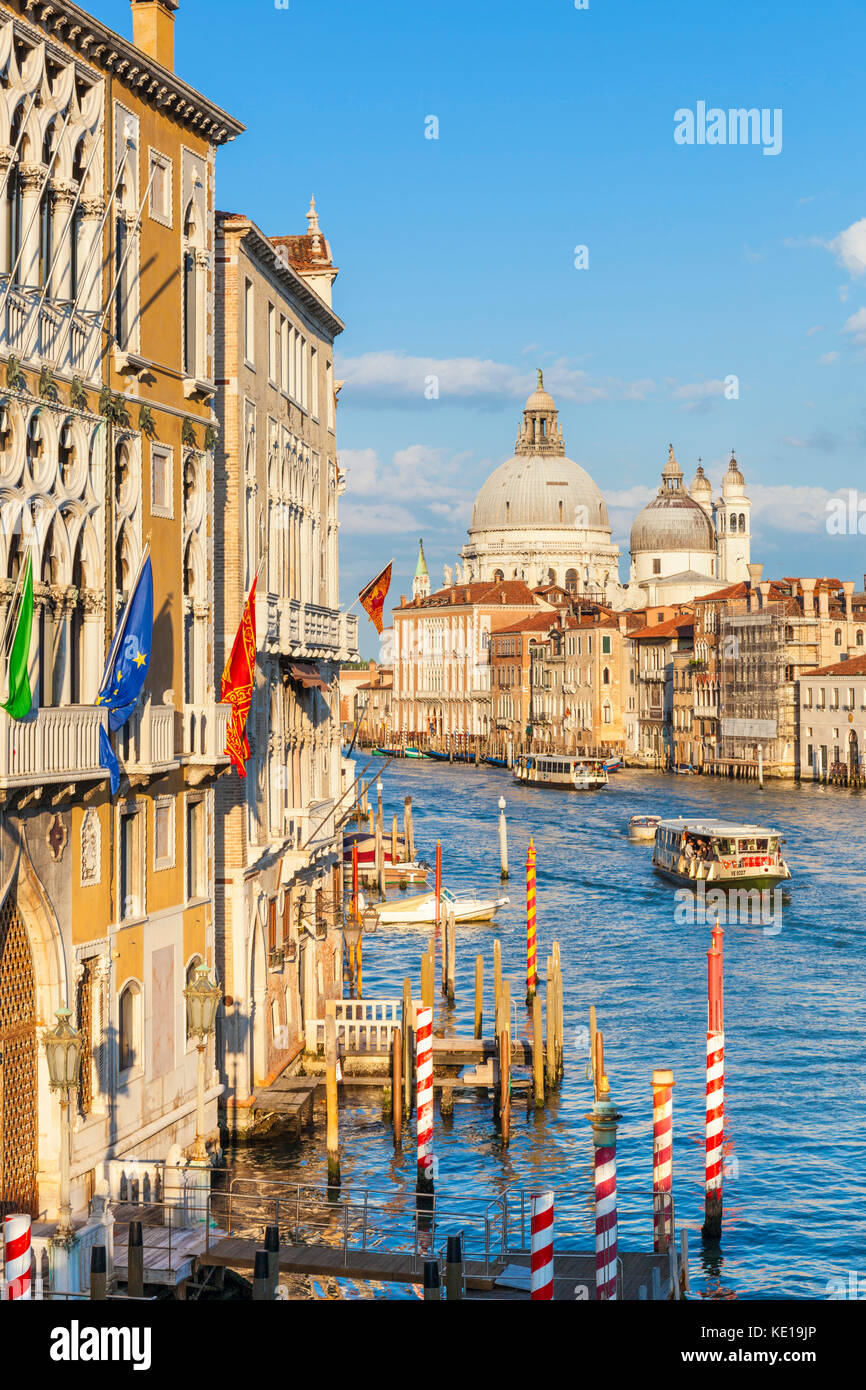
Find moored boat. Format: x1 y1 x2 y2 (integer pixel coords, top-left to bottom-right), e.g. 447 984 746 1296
513 753 608 790
374 885 509 925
628 814 660 843
343 829 407 867
652 819 792 891
604 757 623 773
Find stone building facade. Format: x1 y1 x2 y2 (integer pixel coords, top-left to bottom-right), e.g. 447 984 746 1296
0 0 243 1228
213 206 357 1133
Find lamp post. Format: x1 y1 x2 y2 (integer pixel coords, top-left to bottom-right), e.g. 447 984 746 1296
183 964 222 1163
43 1004 82 1240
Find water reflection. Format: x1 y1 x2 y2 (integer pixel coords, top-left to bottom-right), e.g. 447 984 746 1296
225 764 866 1300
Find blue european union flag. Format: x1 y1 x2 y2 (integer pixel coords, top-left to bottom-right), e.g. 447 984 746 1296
97 553 154 791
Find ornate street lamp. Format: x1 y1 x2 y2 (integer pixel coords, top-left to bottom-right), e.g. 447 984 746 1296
43 1004 82 1238
184 964 221 1163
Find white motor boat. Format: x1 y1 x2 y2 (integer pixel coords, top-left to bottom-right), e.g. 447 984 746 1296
374 885 509 926
627 814 661 843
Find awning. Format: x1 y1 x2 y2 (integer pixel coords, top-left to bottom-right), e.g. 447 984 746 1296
288 661 330 692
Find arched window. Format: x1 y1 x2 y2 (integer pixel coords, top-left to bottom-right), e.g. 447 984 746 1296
834 628 842 646
739 514 745 531
785 625 794 642
547 568 556 586
729 514 738 533
602 667 610 685
493 569 504 582
119 982 140 1073
857 630 864 647
565 568 578 594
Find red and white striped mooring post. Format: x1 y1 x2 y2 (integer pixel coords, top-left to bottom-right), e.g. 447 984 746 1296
4 1214 32 1300
530 1191 554 1300
416 1005 435 1196
589 1076 621 1300
702 923 725 1241
652 1068 675 1253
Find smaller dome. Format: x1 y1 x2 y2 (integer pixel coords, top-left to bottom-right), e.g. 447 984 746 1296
631 445 715 554
690 464 712 498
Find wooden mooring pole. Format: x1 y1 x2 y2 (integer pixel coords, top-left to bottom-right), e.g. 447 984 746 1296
499 980 511 1144
493 938 502 1030
545 955 557 1093
703 924 725 1241
532 993 544 1109
474 954 483 1039
447 908 456 1005
404 796 414 863
402 978 413 1117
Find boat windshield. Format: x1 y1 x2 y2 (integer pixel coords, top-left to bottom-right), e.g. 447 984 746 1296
714 837 736 856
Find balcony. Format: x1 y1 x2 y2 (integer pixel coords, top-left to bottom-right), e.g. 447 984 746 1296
0 706 108 798
1 282 101 382
119 703 179 784
278 798 338 878
263 597 354 661
341 612 360 661
176 704 231 783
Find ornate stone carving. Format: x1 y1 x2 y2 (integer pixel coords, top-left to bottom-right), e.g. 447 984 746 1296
47 813 67 862
80 808 101 886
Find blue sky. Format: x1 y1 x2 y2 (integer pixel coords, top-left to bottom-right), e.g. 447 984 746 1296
95 0 866 654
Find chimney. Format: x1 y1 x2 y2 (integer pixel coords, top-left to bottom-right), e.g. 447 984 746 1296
746 562 763 590
758 580 772 611
818 587 829 619
842 580 854 621
131 0 179 72
800 577 817 616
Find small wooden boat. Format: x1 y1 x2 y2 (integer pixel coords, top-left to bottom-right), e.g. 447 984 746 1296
628 814 660 843
653 819 792 891
513 753 608 790
404 746 428 759
425 749 450 761
603 757 623 773
382 861 429 886
374 885 509 926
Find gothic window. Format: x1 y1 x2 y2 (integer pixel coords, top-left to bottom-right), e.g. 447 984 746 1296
857 630 864 647
835 628 842 646
739 514 745 531
729 513 738 533
118 981 140 1073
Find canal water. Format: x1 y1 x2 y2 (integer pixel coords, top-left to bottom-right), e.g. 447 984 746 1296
225 762 866 1300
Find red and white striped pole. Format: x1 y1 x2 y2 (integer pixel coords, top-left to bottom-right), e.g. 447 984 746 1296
4 1214 32 1300
416 1005 435 1196
651 1068 675 1253
530 1190 554 1300
703 923 724 1240
589 1077 621 1300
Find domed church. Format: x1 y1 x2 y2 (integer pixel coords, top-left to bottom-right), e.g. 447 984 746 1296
459 373 623 602
445 377 753 610
629 446 752 604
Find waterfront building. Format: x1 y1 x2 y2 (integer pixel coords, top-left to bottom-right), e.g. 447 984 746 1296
340 660 392 745
527 604 638 753
628 614 695 766
392 573 552 740
717 577 865 779
799 653 866 782
0 0 243 1227
490 610 560 747
213 204 357 1134
671 651 697 767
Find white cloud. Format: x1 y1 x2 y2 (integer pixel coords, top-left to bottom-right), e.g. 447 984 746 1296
338 443 478 537
666 379 729 413
749 483 836 533
334 351 656 408
842 307 866 344
828 218 866 277
805 324 824 336
819 350 839 364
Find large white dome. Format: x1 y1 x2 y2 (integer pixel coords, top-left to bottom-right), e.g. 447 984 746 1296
470 452 610 532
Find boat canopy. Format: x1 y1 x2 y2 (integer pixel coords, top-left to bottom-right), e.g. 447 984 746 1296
656 818 781 838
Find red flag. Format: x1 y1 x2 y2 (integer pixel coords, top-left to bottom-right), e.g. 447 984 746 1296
221 577 257 776
358 562 392 634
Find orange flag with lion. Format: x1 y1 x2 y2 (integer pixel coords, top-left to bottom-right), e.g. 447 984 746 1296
358 563 392 634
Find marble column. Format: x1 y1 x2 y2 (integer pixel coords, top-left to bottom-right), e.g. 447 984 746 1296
0 146 15 275
17 163 47 289
76 197 105 315
48 179 79 303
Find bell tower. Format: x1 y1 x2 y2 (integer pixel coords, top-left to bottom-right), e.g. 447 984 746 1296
413 538 430 600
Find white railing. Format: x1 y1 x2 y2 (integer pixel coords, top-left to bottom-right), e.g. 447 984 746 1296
303 602 341 651
306 998 401 1053
105 1157 211 1229
1 282 101 380
0 705 108 785
179 703 231 762
120 702 176 770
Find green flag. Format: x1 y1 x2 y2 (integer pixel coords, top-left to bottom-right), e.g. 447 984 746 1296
3 552 34 720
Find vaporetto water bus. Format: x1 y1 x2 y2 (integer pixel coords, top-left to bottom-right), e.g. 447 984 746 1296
513 754 608 790
652 819 792 892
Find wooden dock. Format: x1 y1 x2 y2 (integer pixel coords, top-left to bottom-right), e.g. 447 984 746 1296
252 1074 318 1129
199 1236 679 1299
